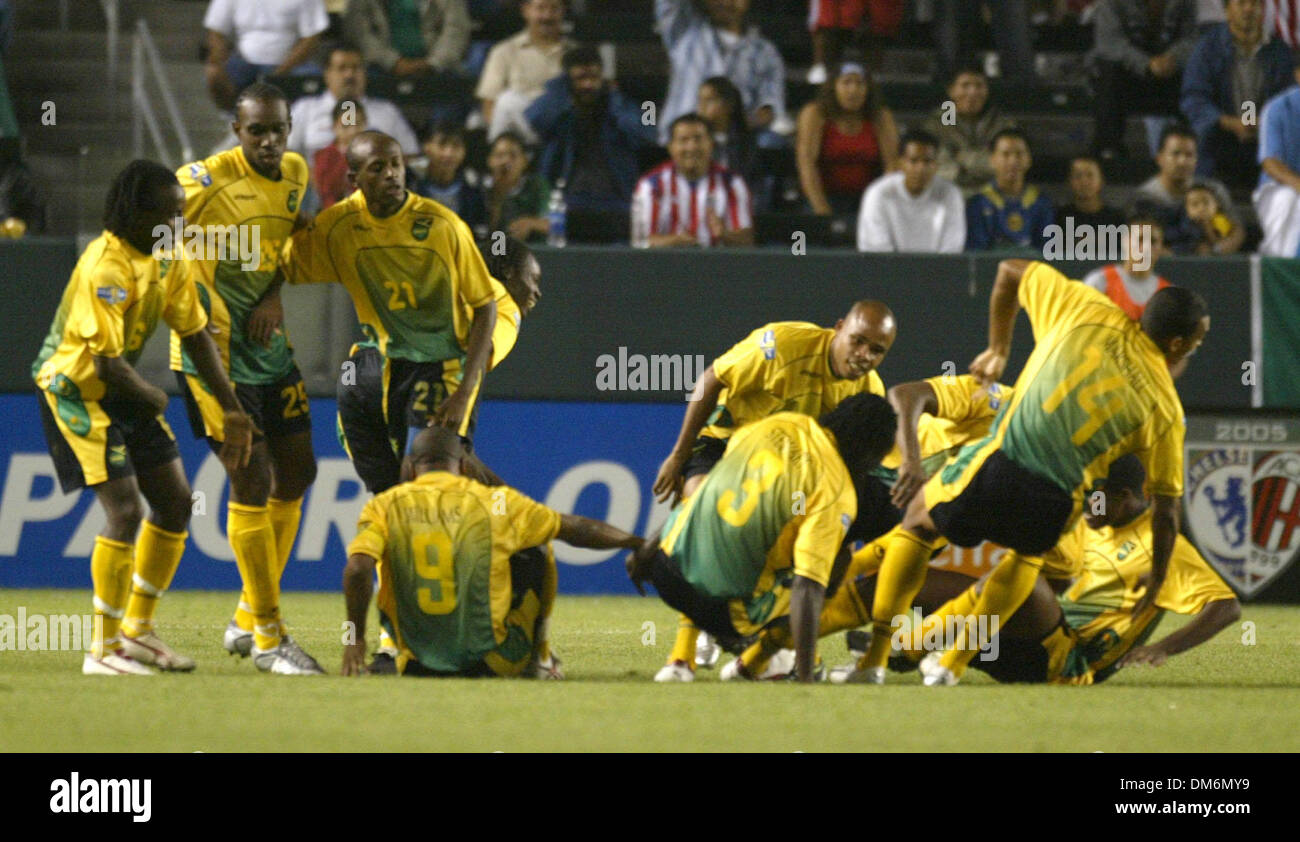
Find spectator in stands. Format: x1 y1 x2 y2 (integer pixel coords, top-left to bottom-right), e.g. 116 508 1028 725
1254 51 1300 257
1181 0 1293 185
631 113 754 248
1133 122 1243 252
413 120 487 230
477 0 574 142
482 131 551 241
344 0 471 79
1057 155 1125 228
697 76 757 184
806 1 905 83
1085 0 1200 162
1082 215 1172 319
934 0 1036 86
203 0 329 112
0 143 46 236
920 66 1017 197
313 99 368 209
1179 179 1246 251
657 0 787 147
796 55 898 216
856 129 965 253
525 44 657 212
287 43 419 161
965 128 1054 250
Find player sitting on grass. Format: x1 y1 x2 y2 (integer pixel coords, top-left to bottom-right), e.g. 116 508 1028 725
833 455 1241 684
628 394 899 683
863 259 1208 686
342 427 643 677
31 160 254 675
649 303 897 681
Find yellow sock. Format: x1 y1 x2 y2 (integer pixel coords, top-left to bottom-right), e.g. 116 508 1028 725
122 522 186 637
227 502 281 652
861 529 941 670
848 524 906 580
738 625 793 675
820 580 871 637
905 584 980 661
939 551 1040 677
266 497 303 636
667 614 698 666
90 536 133 658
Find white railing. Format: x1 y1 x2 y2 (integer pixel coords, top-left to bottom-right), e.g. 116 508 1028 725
131 18 193 164
58 1 119 118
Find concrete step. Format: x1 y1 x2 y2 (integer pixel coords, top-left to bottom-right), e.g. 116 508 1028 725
6 28 201 64
15 0 208 35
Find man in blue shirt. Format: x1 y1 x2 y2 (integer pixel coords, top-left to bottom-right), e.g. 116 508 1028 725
965 128 1054 251
1254 52 1300 257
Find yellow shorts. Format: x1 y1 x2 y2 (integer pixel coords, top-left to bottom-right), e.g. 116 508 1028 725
36 389 178 492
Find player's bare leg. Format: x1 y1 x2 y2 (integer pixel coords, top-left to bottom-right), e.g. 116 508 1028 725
120 458 197 671
84 476 154 675
657 473 707 682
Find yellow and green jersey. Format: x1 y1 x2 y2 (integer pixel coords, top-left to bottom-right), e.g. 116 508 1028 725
941 262 1185 511
33 231 207 403
661 413 856 633
348 470 562 673
489 277 521 371
169 146 308 384
876 374 1014 482
700 321 885 441
1053 507 1236 682
284 191 497 367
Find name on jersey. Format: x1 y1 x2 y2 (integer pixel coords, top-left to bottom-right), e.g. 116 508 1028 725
150 223 263 271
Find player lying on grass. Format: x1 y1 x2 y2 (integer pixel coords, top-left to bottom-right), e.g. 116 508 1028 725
649 304 898 681
863 259 1208 685
31 160 253 675
628 394 899 683
797 455 1240 685
342 427 643 677
172 83 322 675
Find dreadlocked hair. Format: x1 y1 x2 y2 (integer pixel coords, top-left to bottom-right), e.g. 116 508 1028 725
819 393 898 478
102 159 178 239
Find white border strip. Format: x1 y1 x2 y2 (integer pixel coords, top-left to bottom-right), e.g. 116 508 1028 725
1250 254 1263 408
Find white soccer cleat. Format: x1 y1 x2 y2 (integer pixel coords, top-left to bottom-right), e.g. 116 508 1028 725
828 664 886 685
653 660 695 683
83 650 156 676
121 631 196 672
532 652 565 680
222 621 253 658
694 632 720 669
253 636 325 675
919 652 959 686
719 657 752 681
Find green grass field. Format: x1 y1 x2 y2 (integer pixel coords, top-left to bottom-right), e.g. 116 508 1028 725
1 588 1297 752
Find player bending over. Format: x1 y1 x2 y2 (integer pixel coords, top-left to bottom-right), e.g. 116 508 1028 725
341 427 643 677
629 394 898 683
863 259 1208 685
32 160 253 674
649 304 898 681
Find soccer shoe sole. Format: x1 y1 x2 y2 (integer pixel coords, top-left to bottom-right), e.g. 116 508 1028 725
223 622 253 658
83 653 155 676
120 634 196 672
653 661 695 683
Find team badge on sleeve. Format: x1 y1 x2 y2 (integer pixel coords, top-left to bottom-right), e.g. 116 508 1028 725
189 162 212 187
96 286 128 304
760 329 776 360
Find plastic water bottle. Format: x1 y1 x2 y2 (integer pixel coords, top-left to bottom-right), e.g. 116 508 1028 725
547 180 567 247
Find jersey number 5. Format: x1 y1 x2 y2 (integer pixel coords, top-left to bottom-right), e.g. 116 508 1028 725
412 530 457 614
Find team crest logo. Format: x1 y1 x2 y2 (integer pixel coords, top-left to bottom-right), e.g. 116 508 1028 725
108 445 127 467
287 190 299 213
158 257 172 278
1005 212 1024 232
96 286 127 304
411 217 431 240
189 162 212 187
760 329 776 360
1185 432 1300 597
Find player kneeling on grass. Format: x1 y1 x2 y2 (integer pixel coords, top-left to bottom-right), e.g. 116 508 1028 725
628 394 898 683
341 427 643 677
31 160 254 675
837 455 1241 684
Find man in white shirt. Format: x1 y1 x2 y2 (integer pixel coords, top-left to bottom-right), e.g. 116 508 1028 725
286 44 420 161
1133 123 1242 253
204 0 329 112
857 130 965 253
476 0 574 141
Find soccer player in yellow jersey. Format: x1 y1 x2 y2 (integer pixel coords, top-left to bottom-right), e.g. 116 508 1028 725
169 83 322 674
281 130 497 494
863 259 1209 686
341 427 643 677
648 306 897 680
31 160 253 675
629 395 898 682
482 233 541 374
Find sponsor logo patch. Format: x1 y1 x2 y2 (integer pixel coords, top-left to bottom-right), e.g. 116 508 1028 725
96 286 127 304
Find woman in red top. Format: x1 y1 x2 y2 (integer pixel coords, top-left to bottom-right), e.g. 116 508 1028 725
796 54 898 216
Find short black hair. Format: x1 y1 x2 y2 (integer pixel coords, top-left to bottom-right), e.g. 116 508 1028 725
946 63 988 87
235 81 288 116
899 128 939 155
1103 453 1147 497
1141 285 1209 347
481 233 534 285
819 394 898 480
422 118 465 145
1157 121 1197 153
562 44 602 73
668 111 710 140
323 40 363 66
1124 210 1164 233
489 130 530 155
103 159 178 238
988 127 1030 153
1069 154 1101 171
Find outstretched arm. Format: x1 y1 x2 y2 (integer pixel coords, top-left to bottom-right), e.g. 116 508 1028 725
652 364 726 504
970 259 1031 384
887 380 939 508
789 575 826 682
558 514 644 551
1120 597 1240 667
341 552 377 675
